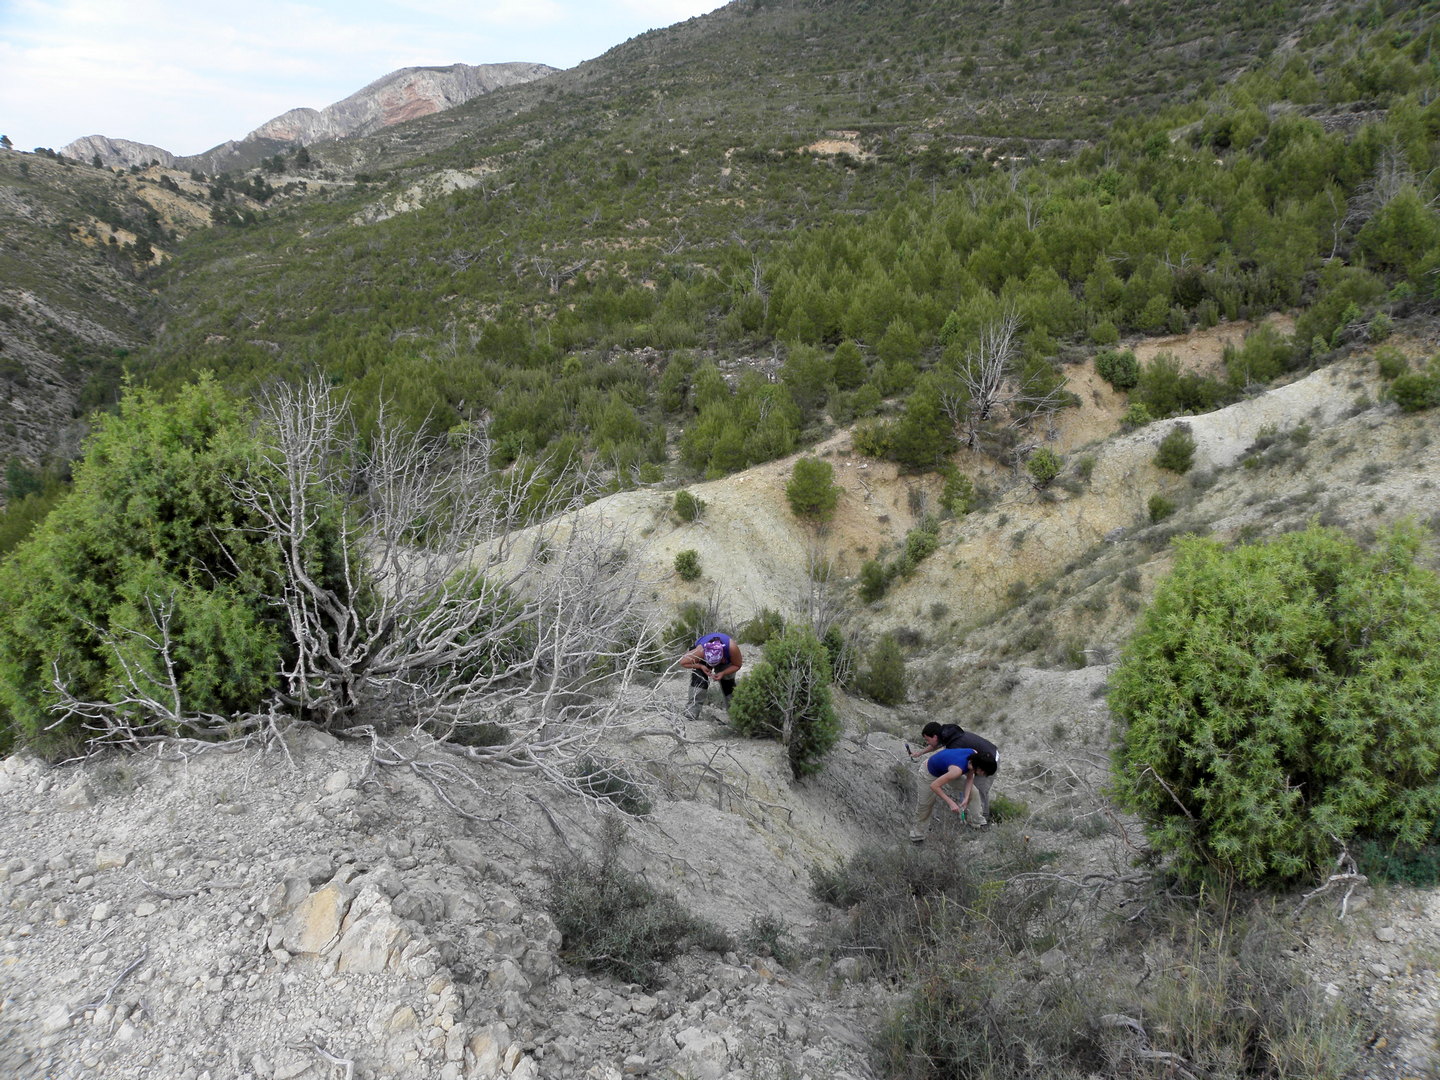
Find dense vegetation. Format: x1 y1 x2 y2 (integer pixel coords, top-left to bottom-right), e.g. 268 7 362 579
0 380 327 754
729 624 841 777
1109 524 1440 886
810 840 1364 1080
2 16 1439 1071
110 0 1439 493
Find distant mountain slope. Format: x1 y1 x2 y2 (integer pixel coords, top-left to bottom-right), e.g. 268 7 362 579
61 61 557 171
247 62 557 145
58 135 175 170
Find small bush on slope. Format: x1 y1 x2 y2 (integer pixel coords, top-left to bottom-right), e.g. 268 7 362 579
546 820 730 988
729 625 839 779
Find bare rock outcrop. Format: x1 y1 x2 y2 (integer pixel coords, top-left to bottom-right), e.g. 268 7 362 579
56 136 172 170
63 61 556 169
247 63 556 145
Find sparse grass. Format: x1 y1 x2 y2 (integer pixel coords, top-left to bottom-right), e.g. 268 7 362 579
547 819 732 988
986 793 1026 824
569 756 654 816
742 913 802 967
850 840 1370 1080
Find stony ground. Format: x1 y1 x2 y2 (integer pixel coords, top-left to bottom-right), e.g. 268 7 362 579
0 713 900 1080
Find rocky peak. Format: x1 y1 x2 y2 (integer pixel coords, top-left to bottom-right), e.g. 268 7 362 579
57 135 173 170
61 61 557 168
247 62 557 145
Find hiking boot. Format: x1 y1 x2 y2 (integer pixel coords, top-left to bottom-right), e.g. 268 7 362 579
968 815 989 829
685 684 706 722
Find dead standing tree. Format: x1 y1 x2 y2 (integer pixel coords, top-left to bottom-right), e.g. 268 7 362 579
229 381 663 787
941 310 1074 459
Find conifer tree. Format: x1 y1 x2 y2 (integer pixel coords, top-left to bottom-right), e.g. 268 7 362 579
1110 524 1440 886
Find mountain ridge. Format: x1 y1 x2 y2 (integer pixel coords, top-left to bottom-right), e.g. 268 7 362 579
59 60 558 171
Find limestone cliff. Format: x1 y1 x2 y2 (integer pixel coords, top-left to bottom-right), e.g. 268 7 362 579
246 62 556 145
57 135 173 170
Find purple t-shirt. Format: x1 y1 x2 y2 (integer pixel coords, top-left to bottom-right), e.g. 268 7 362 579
927 747 976 778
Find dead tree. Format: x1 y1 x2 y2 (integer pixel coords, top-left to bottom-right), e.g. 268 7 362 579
943 309 1075 454
228 381 664 779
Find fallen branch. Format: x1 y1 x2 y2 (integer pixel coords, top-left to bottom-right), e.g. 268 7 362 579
1297 845 1367 918
1099 1013 1201 1080
71 947 148 1018
297 1037 355 1080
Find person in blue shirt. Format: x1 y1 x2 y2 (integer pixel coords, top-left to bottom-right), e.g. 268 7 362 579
679 632 743 721
922 746 977 819
907 721 999 841
908 722 1000 841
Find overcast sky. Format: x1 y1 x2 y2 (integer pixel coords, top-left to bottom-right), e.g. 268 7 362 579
0 0 730 156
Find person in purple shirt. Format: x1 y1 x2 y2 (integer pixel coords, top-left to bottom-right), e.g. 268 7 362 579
679 631 743 721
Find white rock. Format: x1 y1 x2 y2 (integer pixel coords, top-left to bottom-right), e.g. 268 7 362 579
40 1004 73 1035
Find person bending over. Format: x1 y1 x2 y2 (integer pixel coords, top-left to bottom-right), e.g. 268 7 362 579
908 721 1000 841
680 631 743 721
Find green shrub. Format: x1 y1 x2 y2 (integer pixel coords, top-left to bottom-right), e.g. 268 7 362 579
729 626 840 778
742 914 801 966
986 793 1026 824
1223 323 1295 388
821 624 856 688
0 485 67 560
859 558 893 602
546 822 730 988
897 517 940 576
428 719 508 748
1154 424 1196 474
1352 837 1440 888
1121 402 1153 429
1136 353 1226 418
852 419 892 459
857 633 906 705
1109 524 1440 886
1389 360 1440 412
674 548 702 581
0 379 350 752
1089 319 1120 345
568 756 653 816
672 489 706 522
786 457 841 522
1374 346 1408 381
738 607 786 645
1026 447 1063 488
938 466 974 516
1148 493 1176 522
665 601 710 653
1095 348 1139 390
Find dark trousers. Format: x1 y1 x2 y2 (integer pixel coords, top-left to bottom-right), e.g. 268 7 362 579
690 666 736 698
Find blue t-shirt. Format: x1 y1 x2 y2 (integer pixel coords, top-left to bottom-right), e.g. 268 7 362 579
927 747 977 778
